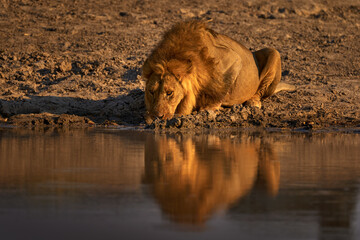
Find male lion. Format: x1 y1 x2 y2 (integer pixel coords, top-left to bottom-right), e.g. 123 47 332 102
143 134 280 224
143 20 293 122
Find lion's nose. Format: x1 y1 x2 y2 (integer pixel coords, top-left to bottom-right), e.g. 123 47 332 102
152 108 166 119
153 110 164 119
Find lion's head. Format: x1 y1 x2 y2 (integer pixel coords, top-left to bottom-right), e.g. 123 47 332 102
143 58 193 122
142 21 228 123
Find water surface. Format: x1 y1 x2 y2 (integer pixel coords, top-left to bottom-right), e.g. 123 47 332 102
0 128 359 240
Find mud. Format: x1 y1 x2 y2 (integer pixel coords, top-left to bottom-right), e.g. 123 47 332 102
0 0 359 130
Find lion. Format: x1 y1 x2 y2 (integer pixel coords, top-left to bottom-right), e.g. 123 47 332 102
143 134 280 225
143 20 294 122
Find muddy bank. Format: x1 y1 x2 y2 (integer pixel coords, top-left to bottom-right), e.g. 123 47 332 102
0 0 359 130
147 98 359 131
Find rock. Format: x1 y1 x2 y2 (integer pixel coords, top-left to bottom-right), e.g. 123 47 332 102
239 108 249 120
167 118 182 128
59 60 72 72
206 110 217 121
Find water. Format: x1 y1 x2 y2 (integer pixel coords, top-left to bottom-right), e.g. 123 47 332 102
0 128 359 240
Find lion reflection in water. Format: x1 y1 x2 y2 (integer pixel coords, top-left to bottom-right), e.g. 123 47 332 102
143 134 280 225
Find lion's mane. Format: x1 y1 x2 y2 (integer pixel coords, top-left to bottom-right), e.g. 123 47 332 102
143 21 230 109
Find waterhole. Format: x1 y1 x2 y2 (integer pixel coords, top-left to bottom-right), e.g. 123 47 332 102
0 128 359 239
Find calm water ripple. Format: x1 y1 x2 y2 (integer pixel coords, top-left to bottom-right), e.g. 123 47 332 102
0 128 359 240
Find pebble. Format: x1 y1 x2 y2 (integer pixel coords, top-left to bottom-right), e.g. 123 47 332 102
59 61 72 72
206 110 217 121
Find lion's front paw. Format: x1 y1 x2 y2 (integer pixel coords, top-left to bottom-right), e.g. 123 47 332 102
244 97 262 108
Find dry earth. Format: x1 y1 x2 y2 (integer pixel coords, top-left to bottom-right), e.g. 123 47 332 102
0 0 359 130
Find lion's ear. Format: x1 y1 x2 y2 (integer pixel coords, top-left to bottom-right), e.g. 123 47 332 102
166 59 192 80
142 59 153 80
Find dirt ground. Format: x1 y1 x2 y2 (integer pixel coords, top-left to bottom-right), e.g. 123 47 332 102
0 0 359 130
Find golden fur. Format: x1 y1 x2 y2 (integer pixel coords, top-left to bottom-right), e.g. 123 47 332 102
143 20 290 122
143 134 280 225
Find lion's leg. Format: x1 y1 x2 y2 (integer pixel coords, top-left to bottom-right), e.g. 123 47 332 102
175 94 196 116
200 103 221 112
244 48 281 108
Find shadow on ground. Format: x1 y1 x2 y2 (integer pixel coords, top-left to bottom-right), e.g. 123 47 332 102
0 89 146 126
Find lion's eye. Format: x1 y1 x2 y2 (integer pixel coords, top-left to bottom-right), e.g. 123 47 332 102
166 91 173 97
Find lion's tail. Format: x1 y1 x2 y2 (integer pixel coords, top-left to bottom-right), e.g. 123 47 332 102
274 82 296 94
